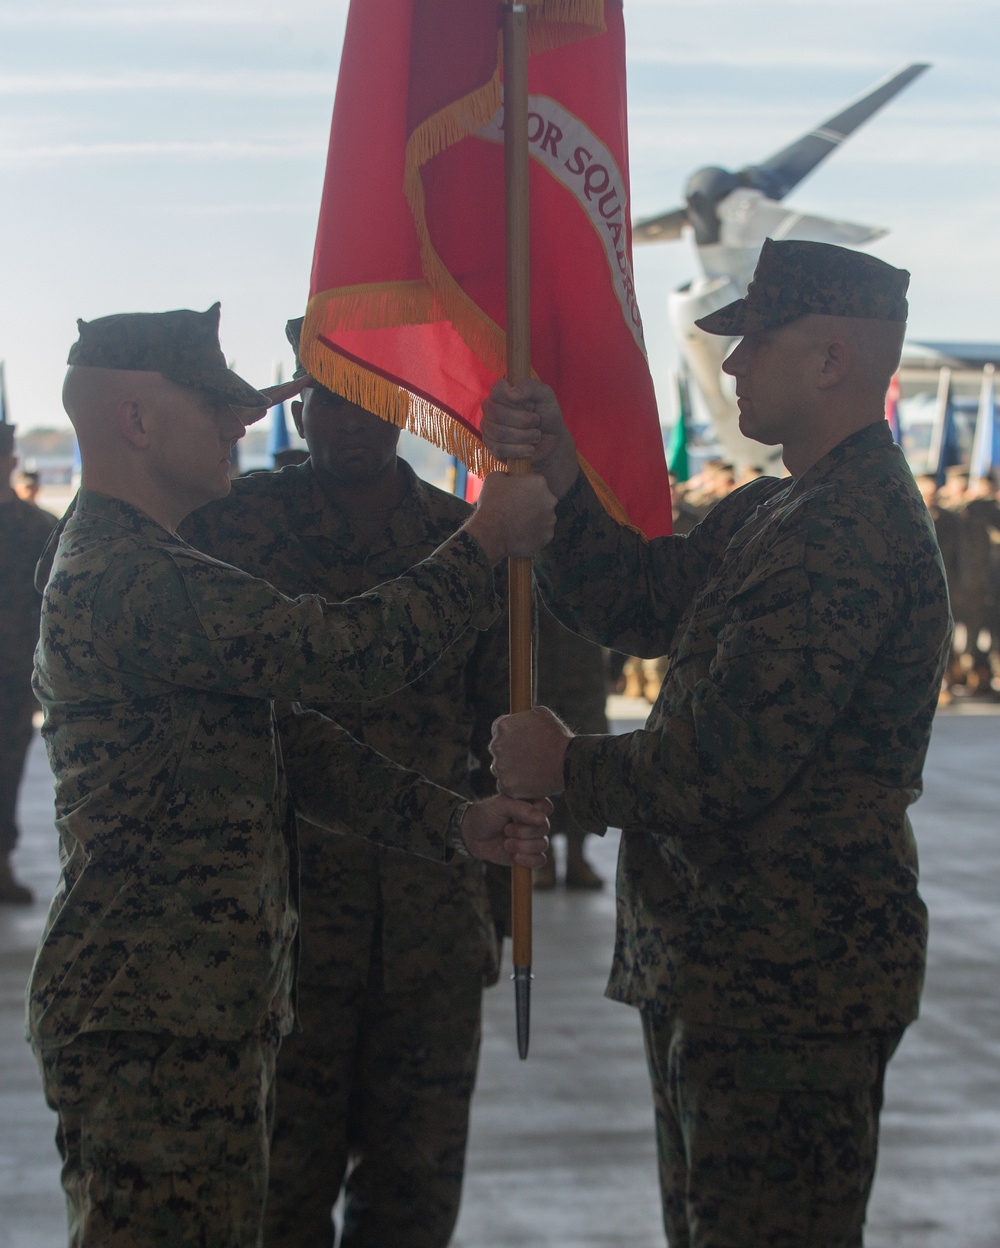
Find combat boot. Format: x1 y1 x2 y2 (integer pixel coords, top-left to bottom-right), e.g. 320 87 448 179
565 853 604 890
533 856 557 889
0 856 33 905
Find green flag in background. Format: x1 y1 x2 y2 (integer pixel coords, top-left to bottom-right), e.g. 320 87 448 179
667 368 691 482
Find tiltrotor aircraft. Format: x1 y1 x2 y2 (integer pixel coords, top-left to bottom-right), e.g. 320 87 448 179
635 64 929 470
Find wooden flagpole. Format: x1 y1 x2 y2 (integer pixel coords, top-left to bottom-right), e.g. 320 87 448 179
503 0 534 1060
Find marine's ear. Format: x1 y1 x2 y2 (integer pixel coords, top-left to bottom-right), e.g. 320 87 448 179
291 399 305 440
118 398 152 449
815 336 852 391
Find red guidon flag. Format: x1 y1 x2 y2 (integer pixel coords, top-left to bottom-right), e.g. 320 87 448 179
302 0 671 538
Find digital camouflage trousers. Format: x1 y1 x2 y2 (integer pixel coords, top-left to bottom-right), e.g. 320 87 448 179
641 1013 902 1248
37 1027 279 1248
0 675 35 856
265 944 483 1248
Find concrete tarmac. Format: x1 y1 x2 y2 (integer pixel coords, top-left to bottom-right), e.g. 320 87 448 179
2 705 998 1247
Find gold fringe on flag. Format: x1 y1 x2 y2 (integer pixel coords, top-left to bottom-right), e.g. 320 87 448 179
523 0 606 54
301 297 502 479
302 290 636 531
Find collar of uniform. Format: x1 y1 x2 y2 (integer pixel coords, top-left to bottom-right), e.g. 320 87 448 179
294 457 433 550
784 419 895 501
276 460 353 543
385 464 483 557
73 488 183 542
381 461 442 551
37 490 181 593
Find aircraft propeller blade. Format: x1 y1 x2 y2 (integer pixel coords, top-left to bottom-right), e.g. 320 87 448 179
749 63 929 201
633 206 689 242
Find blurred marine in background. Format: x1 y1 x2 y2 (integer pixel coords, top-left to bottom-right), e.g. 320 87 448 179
534 606 606 889
0 420 58 904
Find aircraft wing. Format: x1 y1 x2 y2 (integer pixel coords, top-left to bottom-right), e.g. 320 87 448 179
716 189 887 250
752 63 929 201
633 206 689 243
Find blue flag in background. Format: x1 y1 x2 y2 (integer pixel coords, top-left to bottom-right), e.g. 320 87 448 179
268 405 291 462
450 455 468 499
928 368 962 485
969 365 998 483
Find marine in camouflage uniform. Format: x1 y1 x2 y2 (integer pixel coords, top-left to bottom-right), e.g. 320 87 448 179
30 307 550 1248
0 422 58 903
955 485 1000 693
182 322 511 1247
915 473 965 699
488 241 953 1246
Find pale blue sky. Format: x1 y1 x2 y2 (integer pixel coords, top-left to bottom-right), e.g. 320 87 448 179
1 0 997 430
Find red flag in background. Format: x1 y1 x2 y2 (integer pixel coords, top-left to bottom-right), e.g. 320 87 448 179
884 372 902 446
302 0 671 538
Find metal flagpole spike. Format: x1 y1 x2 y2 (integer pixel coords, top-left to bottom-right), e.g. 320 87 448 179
512 966 533 1059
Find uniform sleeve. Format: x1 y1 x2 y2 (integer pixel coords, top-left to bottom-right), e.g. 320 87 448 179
465 569 512 797
563 508 898 833
277 704 464 863
91 530 499 704
534 472 761 659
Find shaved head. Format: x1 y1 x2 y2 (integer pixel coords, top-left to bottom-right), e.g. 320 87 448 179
63 366 170 445
62 365 249 532
63 364 137 414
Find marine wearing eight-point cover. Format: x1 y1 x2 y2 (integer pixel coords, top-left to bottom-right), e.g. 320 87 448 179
67 303 273 412
524 240 952 1244
29 308 504 1247
183 452 510 1247
695 236 910 336
0 421 58 902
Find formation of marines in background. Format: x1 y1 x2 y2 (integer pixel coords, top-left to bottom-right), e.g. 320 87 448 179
915 468 1000 698
622 454 1000 707
0 238 964 1248
533 607 609 890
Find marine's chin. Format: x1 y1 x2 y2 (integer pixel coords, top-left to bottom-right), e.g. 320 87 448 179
211 470 234 499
